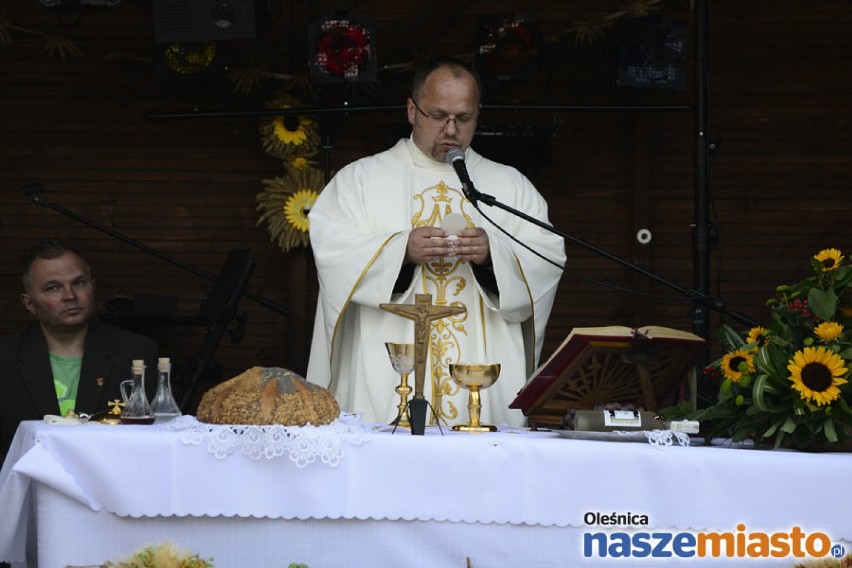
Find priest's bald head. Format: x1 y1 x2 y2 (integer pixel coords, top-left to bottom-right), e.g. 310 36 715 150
406 58 482 164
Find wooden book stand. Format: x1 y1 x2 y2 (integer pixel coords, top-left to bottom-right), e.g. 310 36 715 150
510 326 708 429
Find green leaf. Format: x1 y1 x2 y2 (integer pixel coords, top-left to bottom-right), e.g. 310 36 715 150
824 418 838 443
718 324 745 351
751 373 780 412
732 424 755 442
763 420 780 438
767 334 792 349
718 380 735 402
780 416 797 434
832 264 852 287
754 348 775 375
658 401 696 421
808 287 838 321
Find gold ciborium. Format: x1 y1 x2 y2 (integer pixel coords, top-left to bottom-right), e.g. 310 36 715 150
449 363 501 433
385 342 415 428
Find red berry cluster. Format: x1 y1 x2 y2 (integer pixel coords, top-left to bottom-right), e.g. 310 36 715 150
788 298 818 321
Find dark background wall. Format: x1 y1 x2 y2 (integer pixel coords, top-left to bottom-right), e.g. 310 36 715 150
1 1 849 407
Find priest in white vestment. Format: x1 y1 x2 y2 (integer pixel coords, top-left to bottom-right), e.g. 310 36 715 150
306 59 566 427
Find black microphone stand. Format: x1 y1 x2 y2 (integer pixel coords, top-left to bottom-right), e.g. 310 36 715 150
459 178 758 330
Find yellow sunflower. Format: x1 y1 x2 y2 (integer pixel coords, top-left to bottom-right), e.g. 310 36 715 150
259 93 320 161
745 326 769 350
721 349 755 383
272 114 312 145
814 321 844 341
290 156 311 170
105 541 212 568
256 166 327 252
814 248 843 272
284 189 317 233
787 346 848 406
163 42 217 75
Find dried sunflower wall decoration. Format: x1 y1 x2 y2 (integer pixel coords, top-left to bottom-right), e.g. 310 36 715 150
258 93 321 162
256 166 327 252
163 42 217 75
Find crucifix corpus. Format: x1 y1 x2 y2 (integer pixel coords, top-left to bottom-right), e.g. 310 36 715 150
380 293 466 435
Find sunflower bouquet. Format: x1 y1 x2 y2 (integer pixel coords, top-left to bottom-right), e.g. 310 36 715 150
675 248 852 450
103 541 213 568
100 541 310 568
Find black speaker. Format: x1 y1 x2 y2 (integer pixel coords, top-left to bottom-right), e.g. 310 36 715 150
153 0 256 44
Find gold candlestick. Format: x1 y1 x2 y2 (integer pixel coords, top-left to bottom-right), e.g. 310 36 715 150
385 342 415 428
449 363 501 433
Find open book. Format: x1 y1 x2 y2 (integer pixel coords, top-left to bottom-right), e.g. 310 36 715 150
510 325 708 429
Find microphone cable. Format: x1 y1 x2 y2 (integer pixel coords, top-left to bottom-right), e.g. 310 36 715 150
451 154 720 305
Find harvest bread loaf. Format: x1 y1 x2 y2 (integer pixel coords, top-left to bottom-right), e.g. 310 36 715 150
196 367 339 426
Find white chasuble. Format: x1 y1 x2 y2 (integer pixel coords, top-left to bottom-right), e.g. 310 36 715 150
307 138 565 427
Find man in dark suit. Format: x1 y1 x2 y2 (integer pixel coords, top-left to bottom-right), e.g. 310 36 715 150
0 239 158 467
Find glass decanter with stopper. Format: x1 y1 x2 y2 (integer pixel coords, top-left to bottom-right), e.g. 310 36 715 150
119 359 155 425
150 357 182 423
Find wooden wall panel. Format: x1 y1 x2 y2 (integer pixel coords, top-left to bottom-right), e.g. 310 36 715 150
1 1 849 409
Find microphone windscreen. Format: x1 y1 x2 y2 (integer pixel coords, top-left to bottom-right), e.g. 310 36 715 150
445 146 464 164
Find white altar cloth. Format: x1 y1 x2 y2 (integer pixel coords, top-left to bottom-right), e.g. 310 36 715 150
2 419 852 567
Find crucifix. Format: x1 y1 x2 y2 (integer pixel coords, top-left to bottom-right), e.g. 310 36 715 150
380 293 466 435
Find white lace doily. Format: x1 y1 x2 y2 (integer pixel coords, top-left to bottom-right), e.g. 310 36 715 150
642 429 691 449
166 414 373 467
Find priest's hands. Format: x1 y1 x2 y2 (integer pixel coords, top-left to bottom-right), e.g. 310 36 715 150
455 227 491 266
405 227 491 266
405 227 450 264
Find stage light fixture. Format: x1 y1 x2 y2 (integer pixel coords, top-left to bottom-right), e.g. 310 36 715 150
475 14 541 82
153 0 256 44
307 13 376 84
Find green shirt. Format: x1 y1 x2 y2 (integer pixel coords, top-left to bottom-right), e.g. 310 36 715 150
50 352 82 416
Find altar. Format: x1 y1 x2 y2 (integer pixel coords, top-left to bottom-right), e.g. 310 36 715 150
1 418 851 568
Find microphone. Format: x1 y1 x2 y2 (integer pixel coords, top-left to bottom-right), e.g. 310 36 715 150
445 146 492 205
445 146 473 191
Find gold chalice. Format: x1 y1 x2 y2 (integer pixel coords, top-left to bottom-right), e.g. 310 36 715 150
385 342 415 428
449 363 501 433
